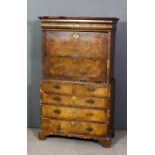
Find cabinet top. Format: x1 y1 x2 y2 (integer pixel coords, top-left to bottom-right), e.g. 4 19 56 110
38 16 119 23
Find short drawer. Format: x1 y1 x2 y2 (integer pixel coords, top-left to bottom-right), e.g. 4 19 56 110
40 92 109 109
41 105 108 122
74 84 110 97
40 81 73 94
40 93 72 105
40 117 107 136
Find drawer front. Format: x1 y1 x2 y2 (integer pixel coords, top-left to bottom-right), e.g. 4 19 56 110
45 31 108 58
44 57 107 82
41 118 107 136
75 85 110 97
40 93 72 105
41 105 108 122
74 96 109 108
40 81 73 94
41 22 113 31
41 92 109 109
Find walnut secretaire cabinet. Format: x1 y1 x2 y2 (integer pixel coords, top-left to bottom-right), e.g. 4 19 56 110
38 16 119 147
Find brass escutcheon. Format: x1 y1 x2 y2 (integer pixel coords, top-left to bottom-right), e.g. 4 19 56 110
71 96 76 101
71 108 76 112
72 33 80 39
70 121 76 127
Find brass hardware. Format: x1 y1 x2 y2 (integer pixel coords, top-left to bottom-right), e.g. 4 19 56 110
86 112 94 116
86 99 95 104
72 96 76 101
70 121 76 127
73 24 80 28
53 109 61 114
72 33 80 39
71 108 76 112
87 87 95 92
53 84 60 89
86 127 93 132
53 96 61 101
56 124 61 132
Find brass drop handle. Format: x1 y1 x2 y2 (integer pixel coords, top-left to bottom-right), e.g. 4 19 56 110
53 85 60 89
86 99 95 104
53 109 61 114
53 96 61 101
86 127 93 132
86 112 94 116
56 124 61 132
87 87 95 92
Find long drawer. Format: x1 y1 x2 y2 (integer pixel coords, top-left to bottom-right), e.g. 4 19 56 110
40 117 108 136
41 105 108 122
40 80 110 97
40 92 109 109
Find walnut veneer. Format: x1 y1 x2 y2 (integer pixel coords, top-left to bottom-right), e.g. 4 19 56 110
38 16 119 147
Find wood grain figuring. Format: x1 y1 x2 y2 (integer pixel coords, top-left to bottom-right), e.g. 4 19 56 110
40 117 107 136
41 104 108 122
44 57 107 81
40 81 73 94
43 31 108 82
38 16 119 147
45 31 108 58
40 22 113 30
40 80 110 97
74 84 110 97
40 92 109 109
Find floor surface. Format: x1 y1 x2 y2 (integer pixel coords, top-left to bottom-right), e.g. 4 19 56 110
28 128 127 155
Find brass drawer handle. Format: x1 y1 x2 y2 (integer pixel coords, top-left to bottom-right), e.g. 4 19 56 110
73 33 80 39
56 124 61 133
53 96 61 101
87 87 95 92
86 127 93 132
53 109 61 114
53 84 60 89
86 99 95 104
86 112 94 117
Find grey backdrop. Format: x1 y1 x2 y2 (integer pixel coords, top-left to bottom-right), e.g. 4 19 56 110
27 0 127 129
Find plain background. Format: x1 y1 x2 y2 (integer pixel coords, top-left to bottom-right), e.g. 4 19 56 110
2 1 155 155
27 0 127 129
